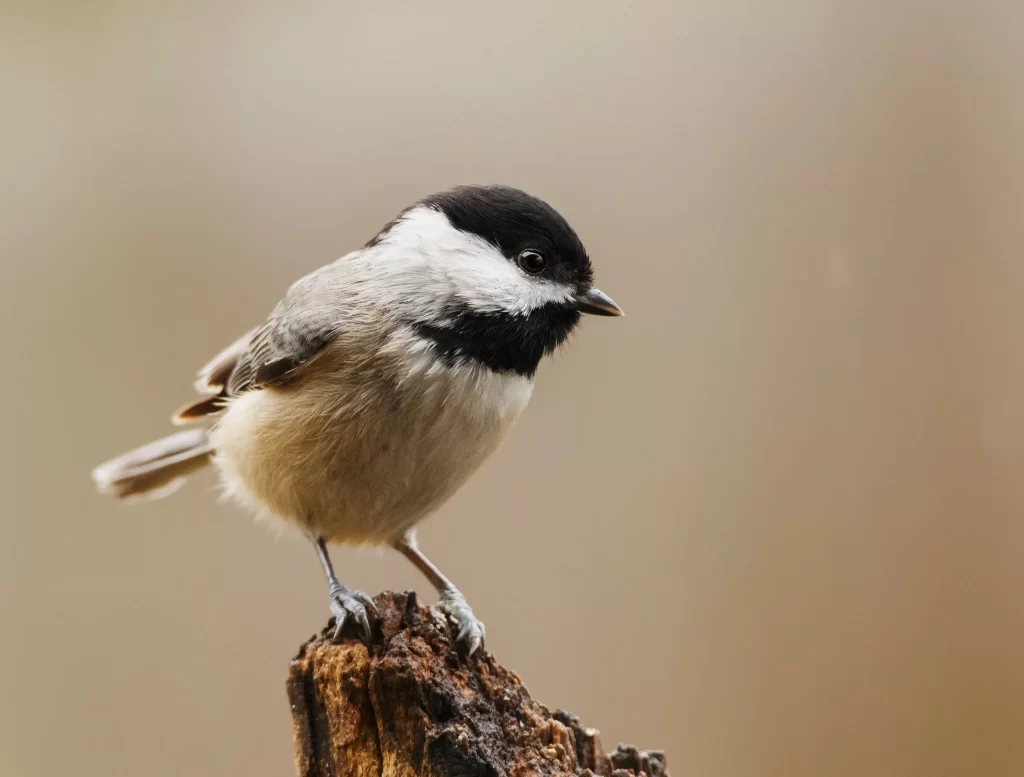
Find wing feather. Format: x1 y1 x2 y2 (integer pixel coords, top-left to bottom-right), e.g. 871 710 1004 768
172 265 344 423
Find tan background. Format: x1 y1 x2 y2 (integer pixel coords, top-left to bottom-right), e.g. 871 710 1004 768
3 2 1023 775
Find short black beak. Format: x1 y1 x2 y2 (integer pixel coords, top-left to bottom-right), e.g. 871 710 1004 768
574 287 624 317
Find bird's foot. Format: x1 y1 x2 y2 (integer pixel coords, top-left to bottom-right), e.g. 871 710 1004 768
437 588 486 655
328 584 376 641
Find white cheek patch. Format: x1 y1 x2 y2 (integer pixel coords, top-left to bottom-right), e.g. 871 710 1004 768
370 207 575 315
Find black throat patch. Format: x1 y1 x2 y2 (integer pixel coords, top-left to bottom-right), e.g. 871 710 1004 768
413 304 581 377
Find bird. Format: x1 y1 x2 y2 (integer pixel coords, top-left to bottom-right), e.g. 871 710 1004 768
92 184 622 654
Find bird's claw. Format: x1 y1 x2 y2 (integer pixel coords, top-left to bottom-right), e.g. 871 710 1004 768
329 586 375 641
437 589 486 655
352 589 378 614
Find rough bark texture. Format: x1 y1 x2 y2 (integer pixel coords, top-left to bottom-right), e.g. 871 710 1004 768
287 591 669 777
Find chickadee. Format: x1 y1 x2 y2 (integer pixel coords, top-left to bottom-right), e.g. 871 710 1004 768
92 185 622 653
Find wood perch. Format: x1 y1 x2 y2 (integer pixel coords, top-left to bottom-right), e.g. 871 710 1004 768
287 591 669 777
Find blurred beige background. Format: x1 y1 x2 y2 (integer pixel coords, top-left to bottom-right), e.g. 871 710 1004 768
3 2 1023 775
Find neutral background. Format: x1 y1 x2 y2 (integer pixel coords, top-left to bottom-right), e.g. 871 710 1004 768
3 2 1023 776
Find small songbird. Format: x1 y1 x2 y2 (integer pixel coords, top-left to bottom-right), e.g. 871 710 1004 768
92 185 622 653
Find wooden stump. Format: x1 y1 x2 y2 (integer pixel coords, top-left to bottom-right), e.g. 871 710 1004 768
287 591 669 777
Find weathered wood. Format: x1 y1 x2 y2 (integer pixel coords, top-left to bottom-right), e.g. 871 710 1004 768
287 591 669 777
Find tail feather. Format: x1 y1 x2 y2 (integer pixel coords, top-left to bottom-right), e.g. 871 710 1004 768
92 428 214 500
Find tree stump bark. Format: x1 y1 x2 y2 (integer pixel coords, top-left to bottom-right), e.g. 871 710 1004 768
287 591 669 777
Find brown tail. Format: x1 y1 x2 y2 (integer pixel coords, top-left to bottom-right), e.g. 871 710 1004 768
92 428 214 500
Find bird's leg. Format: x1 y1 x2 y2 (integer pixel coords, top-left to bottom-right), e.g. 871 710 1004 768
313 536 376 641
393 532 485 655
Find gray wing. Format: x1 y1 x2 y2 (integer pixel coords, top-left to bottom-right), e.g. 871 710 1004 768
174 265 344 422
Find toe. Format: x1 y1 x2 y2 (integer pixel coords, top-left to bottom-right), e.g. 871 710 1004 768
328 591 375 642
354 591 378 614
438 592 486 655
353 603 372 638
455 618 485 655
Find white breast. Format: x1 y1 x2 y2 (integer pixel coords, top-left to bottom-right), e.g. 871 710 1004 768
211 329 533 544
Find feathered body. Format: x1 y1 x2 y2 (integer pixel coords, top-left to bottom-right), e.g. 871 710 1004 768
95 188 611 542
213 330 534 544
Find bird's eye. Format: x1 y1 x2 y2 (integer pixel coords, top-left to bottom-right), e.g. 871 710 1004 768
517 250 547 275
